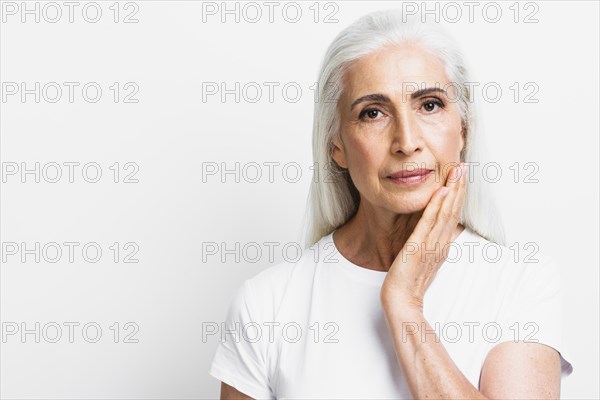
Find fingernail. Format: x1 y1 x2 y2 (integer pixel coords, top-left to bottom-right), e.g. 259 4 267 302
452 166 461 180
440 187 449 196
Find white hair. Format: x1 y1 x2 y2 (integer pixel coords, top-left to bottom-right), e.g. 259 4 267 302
299 9 506 248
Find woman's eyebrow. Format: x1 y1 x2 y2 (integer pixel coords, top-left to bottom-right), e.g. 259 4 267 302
410 87 447 99
350 93 390 111
350 87 447 111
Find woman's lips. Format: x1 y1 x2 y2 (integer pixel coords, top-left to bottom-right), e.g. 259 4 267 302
387 170 433 185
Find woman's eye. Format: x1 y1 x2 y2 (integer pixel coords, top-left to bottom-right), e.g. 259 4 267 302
421 99 445 113
359 108 383 120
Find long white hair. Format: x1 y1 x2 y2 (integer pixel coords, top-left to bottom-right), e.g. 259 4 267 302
299 9 506 248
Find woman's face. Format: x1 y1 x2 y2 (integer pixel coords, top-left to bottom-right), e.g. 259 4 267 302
332 43 465 214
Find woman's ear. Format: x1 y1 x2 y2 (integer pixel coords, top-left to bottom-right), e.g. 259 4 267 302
458 125 467 162
461 120 467 139
331 134 348 169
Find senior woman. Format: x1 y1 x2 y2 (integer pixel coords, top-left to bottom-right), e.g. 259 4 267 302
209 9 573 399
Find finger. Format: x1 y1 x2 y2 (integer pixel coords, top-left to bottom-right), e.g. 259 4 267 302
445 162 464 186
446 163 468 221
408 163 462 257
408 186 450 266
441 163 468 244
451 163 468 220
430 163 463 239
409 185 450 242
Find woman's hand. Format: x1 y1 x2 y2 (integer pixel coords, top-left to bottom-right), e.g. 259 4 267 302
380 162 469 315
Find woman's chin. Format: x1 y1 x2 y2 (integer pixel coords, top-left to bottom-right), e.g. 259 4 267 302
387 191 437 213
385 201 427 214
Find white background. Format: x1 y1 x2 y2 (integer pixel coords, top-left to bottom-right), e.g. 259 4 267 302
0 1 598 399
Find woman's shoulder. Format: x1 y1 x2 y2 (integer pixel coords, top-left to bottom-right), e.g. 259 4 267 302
455 229 572 374
232 233 331 319
458 227 554 269
445 227 564 295
461 228 565 313
247 233 329 288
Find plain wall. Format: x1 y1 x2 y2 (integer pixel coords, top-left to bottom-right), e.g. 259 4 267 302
1 1 598 398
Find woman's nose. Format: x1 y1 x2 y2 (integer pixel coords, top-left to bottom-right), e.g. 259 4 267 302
390 114 424 156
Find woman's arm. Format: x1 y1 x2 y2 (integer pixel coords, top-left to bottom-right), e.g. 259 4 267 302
383 306 561 399
381 164 561 399
384 306 485 399
479 341 561 398
220 382 255 400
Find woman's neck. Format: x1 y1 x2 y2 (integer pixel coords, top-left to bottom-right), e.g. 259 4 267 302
332 203 464 272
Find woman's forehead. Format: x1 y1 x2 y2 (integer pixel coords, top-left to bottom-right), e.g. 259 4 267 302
341 45 452 100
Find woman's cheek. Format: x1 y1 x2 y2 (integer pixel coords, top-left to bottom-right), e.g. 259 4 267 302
347 147 380 188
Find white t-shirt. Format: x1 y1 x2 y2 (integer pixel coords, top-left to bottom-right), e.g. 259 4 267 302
209 227 574 399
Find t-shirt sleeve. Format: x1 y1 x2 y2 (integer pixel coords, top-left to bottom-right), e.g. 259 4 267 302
495 255 574 378
208 279 275 399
